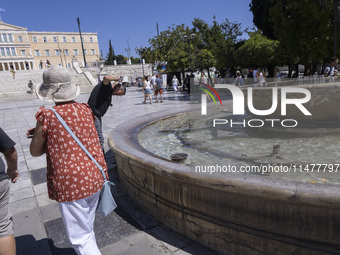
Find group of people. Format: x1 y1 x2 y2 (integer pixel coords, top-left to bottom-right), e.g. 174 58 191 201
1 65 122 255
142 74 164 104
39 59 51 69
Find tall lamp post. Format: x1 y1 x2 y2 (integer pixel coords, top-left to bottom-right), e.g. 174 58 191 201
135 47 146 77
183 32 196 74
125 37 131 64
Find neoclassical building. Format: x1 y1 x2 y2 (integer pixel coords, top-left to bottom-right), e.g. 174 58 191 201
0 20 100 71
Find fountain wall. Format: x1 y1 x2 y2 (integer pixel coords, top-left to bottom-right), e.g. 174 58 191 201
109 106 340 255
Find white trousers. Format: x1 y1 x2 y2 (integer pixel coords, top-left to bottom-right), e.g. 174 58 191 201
58 191 101 255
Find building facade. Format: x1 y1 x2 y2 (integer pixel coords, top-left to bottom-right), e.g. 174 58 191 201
0 20 100 71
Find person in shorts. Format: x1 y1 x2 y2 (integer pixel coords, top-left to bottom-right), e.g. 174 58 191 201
0 127 19 255
142 76 153 104
154 75 164 103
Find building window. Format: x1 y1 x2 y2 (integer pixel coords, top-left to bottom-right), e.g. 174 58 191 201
33 36 37 42
5 47 10 55
72 37 76 43
64 49 69 56
35 50 40 56
91 49 95 55
11 47 16 56
8 34 13 42
43 37 47 43
84 49 87 55
45 50 50 56
53 37 57 42
81 37 84 42
3 34 8 42
67 63 71 68
89 37 93 43
55 49 60 56
0 48 5 56
63 36 66 42
73 49 78 55
21 50 26 56
18 36 23 43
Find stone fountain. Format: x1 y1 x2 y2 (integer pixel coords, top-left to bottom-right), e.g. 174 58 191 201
108 79 340 255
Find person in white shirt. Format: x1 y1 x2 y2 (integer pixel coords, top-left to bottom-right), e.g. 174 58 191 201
142 76 153 104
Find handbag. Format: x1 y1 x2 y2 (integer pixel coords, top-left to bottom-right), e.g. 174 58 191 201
51 108 117 216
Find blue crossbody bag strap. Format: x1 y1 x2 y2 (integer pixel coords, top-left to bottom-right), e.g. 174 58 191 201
50 108 107 181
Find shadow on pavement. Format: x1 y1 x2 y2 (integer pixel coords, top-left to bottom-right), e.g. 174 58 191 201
16 235 76 255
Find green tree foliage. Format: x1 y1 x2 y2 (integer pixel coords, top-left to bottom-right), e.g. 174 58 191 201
149 24 188 72
130 57 140 64
195 49 215 72
105 39 115 65
116 54 126 65
235 31 279 76
192 17 244 76
251 0 336 75
249 0 276 39
269 0 333 66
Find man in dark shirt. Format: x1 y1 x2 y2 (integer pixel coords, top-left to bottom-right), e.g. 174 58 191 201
0 128 19 255
87 75 120 151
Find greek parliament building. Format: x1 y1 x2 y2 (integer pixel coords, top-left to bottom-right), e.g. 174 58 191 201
0 19 100 71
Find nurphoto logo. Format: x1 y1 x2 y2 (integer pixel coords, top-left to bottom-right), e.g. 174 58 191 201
201 84 312 128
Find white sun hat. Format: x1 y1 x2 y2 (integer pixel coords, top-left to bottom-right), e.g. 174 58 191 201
36 65 80 102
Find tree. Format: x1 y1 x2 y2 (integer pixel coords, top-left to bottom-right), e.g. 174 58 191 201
149 24 189 73
249 0 276 39
269 0 333 70
192 17 245 76
130 57 140 64
235 31 279 76
194 49 215 73
116 54 126 65
251 0 335 76
105 39 115 65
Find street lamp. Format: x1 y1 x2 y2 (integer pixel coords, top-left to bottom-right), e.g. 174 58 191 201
135 47 146 77
125 37 131 64
183 32 196 74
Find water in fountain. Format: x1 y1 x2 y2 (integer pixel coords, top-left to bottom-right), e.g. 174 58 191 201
138 77 340 185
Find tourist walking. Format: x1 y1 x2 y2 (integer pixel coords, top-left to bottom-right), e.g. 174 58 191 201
234 71 245 86
87 75 121 151
324 56 338 78
274 67 282 83
10 67 15 79
172 75 179 93
143 76 153 104
28 80 34 94
256 68 266 87
154 74 164 103
29 65 107 255
0 128 19 255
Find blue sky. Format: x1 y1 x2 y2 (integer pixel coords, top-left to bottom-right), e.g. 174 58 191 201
0 0 254 58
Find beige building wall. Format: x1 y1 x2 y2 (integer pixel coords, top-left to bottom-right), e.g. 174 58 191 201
28 31 100 69
0 20 35 71
0 20 100 71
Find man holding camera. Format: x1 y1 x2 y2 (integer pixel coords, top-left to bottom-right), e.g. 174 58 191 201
88 75 121 151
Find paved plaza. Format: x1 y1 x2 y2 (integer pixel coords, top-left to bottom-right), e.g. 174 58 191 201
0 86 221 255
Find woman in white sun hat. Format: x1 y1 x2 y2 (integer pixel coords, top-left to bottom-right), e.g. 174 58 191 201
28 65 107 255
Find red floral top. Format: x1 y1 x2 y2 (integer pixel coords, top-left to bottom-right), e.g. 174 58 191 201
36 103 107 202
